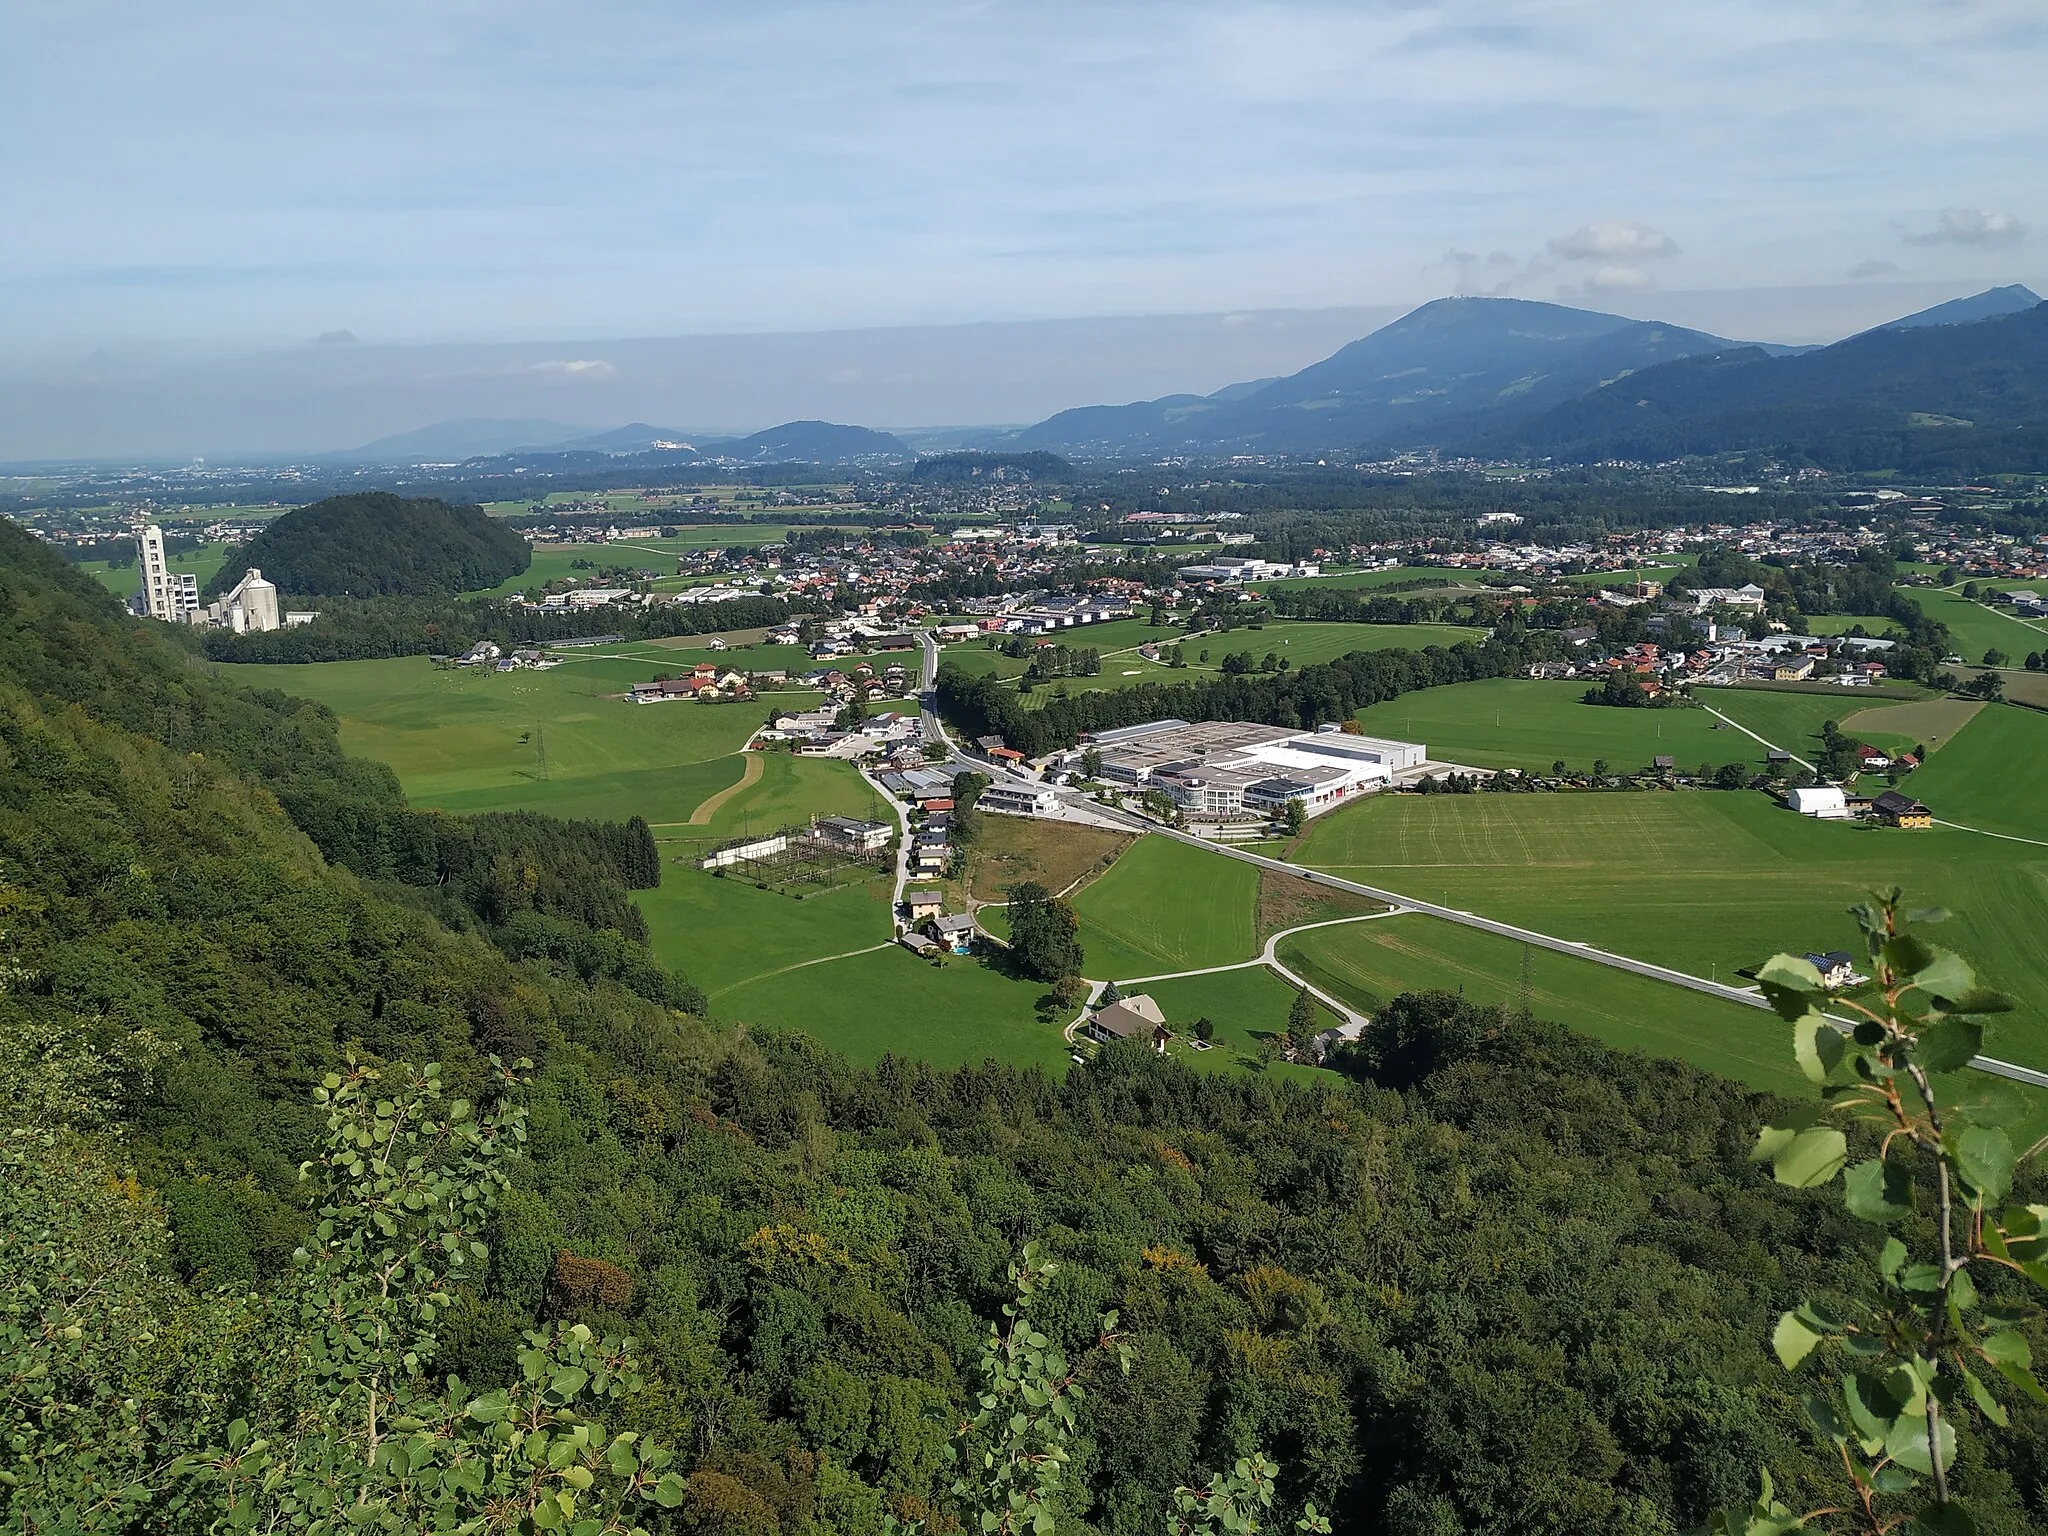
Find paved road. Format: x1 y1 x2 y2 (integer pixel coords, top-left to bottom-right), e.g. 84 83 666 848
1082 802 2048 1091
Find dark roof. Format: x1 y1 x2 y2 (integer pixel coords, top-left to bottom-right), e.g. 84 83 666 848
1872 789 1927 814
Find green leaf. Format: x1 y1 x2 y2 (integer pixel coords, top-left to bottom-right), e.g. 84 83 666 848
1844 1159 1914 1223
1773 1127 1849 1189
1907 947 1974 1003
1883 1412 1954 1476
1945 1079 2028 1129
547 1366 590 1403
1944 986 2013 1015
1949 1126 2016 1204
1774 1312 1824 1370
653 1474 686 1509
1756 954 1826 1020
1803 1393 1845 1441
1794 1015 1845 1084
1958 1364 2009 1428
1914 1019 1982 1074
1980 1331 2031 1370
1884 933 1940 979
465 1392 509 1424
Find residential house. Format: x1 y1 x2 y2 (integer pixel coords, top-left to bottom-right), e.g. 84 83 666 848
1872 789 1932 828
1085 994 1170 1052
928 913 976 954
903 889 945 924
1803 951 1862 989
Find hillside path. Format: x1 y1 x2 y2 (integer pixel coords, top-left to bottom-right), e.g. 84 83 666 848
688 748 764 825
1697 703 1816 771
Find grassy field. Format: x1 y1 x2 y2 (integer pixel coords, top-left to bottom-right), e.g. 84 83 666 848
83 542 235 600
1901 703 2048 841
1277 914 1806 1093
1695 687 1915 759
1288 789 2048 1069
1800 613 1898 637
1357 679 1775 774
1265 565 1476 593
965 816 1131 903
1912 586 2048 661
216 654 783 825
1136 965 1333 1084
1070 836 1261 980
715 945 1070 1071
1837 698 1984 753
639 866 894 998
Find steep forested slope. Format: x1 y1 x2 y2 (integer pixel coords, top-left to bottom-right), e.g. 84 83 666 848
2 518 2043 1533
206 490 531 597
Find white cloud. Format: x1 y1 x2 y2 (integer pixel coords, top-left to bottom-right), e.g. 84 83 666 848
526 359 616 379
1905 208 2026 248
1547 220 1680 262
1585 264 1654 292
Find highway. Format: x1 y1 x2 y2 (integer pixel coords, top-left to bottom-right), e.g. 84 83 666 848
913 627 2048 1091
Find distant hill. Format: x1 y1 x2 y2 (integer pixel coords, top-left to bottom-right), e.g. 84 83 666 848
710 420 908 462
1490 295 2048 466
206 491 531 598
999 297 1783 456
1862 284 2041 334
330 418 594 462
563 422 699 453
908 450 1074 484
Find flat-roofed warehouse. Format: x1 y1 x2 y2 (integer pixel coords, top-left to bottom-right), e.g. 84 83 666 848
1071 719 1424 819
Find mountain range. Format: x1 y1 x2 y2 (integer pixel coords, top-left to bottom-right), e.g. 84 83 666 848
985 284 2046 467
333 417 907 465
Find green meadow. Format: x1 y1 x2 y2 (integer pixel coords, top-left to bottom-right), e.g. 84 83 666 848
215 653 786 826
1902 703 2048 841
1912 586 2048 660
1069 836 1261 979
1356 678 1773 773
715 946 1068 1072
1137 965 1333 1084
1289 788 2048 1070
1278 912 1805 1093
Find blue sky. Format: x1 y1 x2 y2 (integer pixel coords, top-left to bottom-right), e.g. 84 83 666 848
4 0 2043 349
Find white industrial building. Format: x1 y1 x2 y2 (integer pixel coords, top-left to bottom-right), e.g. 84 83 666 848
132 524 201 622
1077 719 1424 820
129 523 280 632
1176 558 1322 583
1788 786 1850 820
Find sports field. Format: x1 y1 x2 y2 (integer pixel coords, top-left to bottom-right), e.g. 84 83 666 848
1356 679 1774 774
1289 790 2048 1070
1069 835 1260 979
216 653 787 825
1277 914 1804 1093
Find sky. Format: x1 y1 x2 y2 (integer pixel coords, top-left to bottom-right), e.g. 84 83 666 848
2 1 2044 453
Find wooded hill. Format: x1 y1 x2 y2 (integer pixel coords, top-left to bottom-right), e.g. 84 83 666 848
3 514 2044 1533
206 490 532 597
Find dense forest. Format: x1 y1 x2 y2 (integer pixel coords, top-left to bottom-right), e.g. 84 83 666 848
205 491 533 598
4 513 2044 1534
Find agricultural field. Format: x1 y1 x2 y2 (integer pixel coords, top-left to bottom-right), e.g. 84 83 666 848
638 868 893 999
1288 789 2048 1070
1356 678 1776 774
82 542 236 600
1557 557 1696 588
1911 586 2048 661
1798 613 1897 637
215 653 790 826
1695 686 1925 760
1069 835 1260 980
1277 913 1806 1094
1901 703 2048 842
